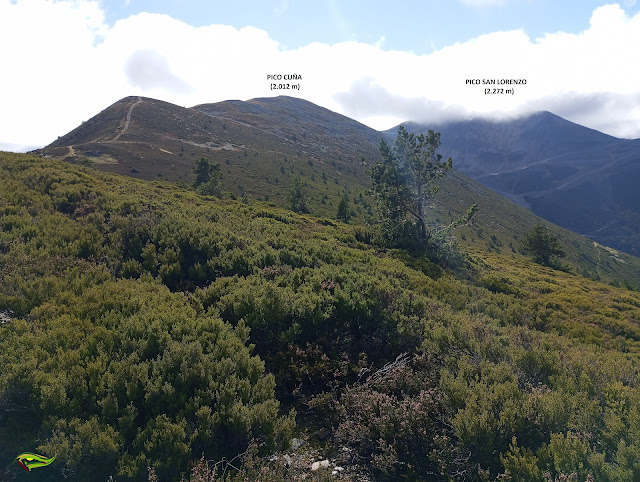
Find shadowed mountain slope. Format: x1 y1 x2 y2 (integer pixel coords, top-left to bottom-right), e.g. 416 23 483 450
391 112 640 256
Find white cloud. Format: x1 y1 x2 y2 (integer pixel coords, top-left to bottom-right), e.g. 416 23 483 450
334 77 470 127
0 0 111 147
124 49 193 93
334 4 640 135
1 1 640 151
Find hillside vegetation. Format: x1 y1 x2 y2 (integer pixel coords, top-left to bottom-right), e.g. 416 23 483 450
2 153 640 480
39 96 377 223
38 97 640 288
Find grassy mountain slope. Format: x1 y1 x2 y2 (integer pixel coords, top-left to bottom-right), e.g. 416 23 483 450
440 170 640 289
393 113 640 257
39 95 377 221
35 96 640 287
192 96 382 163
3 153 640 480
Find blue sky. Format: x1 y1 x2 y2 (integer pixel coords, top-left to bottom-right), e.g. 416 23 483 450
1 0 640 150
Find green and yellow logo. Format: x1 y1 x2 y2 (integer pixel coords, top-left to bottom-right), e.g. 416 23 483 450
15 452 56 472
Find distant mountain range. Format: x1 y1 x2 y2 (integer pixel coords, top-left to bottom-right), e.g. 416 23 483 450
389 113 640 256
36 95 640 258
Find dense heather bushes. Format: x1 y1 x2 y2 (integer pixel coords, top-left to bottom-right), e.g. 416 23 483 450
3 155 640 480
1 276 294 480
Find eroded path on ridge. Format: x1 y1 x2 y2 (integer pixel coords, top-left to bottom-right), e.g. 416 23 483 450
112 96 143 142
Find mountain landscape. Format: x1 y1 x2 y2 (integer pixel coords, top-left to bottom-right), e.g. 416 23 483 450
40 95 378 220
39 96 640 259
36 95 640 284
2 95 640 480
393 113 640 257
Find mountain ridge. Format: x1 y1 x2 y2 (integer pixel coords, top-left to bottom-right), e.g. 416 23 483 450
36 94 640 258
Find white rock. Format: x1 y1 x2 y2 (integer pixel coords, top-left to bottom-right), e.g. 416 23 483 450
311 459 330 471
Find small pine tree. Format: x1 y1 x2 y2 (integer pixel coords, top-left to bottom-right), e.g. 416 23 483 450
193 157 210 188
287 177 310 213
337 197 350 223
193 158 222 196
367 125 477 253
521 224 566 268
